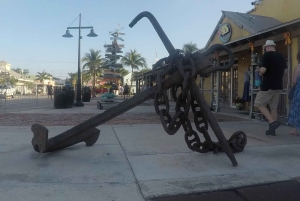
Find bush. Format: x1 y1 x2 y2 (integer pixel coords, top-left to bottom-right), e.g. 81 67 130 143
234 97 245 110
234 97 245 104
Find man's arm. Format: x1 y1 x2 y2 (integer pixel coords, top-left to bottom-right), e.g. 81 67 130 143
259 67 266 76
283 68 288 76
260 53 268 76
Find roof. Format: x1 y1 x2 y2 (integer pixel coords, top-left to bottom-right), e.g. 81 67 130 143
224 17 300 48
102 74 122 78
7 70 21 79
223 11 282 34
204 11 282 49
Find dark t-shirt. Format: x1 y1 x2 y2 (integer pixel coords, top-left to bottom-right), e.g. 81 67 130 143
47 85 53 95
124 85 129 94
260 51 287 91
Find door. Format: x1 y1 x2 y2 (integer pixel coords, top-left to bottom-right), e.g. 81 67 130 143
220 70 231 106
231 65 238 107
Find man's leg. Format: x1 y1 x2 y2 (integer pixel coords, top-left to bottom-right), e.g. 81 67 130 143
258 106 274 123
265 90 282 135
269 90 282 120
270 109 278 122
255 91 272 122
255 91 277 136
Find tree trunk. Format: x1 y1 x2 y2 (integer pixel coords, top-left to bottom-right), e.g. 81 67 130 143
130 66 133 97
92 69 96 98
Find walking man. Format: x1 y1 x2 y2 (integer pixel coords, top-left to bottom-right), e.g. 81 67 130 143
46 82 53 101
123 83 129 99
119 85 124 96
254 40 287 136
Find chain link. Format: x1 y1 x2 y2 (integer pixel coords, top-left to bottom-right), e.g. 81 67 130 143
152 52 247 154
154 90 169 115
171 84 182 102
228 131 247 152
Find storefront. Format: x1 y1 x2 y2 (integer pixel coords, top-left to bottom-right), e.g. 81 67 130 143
200 0 300 120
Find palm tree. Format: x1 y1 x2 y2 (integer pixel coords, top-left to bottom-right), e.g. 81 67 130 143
12 68 29 77
12 68 22 74
183 42 198 54
118 68 130 78
82 70 92 85
121 50 147 95
138 68 151 74
22 69 30 83
23 69 29 76
35 70 51 83
82 49 104 97
68 72 77 84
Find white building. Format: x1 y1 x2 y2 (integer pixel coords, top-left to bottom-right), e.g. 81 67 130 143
0 61 11 72
123 72 136 94
0 60 57 95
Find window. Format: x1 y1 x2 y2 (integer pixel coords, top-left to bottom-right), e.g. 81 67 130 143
126 79 128 82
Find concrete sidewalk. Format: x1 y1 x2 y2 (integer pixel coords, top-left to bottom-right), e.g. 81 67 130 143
0 98 300 200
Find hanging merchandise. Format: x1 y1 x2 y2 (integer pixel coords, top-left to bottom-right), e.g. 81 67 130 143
254 67 261 88
242 69 251 102
284 32 291 45
249 42 254 51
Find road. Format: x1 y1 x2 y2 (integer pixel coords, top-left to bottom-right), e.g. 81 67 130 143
0 94 53 112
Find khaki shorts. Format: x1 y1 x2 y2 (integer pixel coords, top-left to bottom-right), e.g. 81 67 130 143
254 90 282 109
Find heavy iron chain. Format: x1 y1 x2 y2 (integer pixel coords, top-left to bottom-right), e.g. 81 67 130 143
153 50 184 135
153 53 247 153
175 54 215 153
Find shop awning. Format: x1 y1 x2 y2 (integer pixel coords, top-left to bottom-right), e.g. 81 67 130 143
205 11 282 50
101 74 122 79
224 17 300 48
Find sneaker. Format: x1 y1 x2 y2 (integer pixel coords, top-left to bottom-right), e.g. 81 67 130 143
266 131 276 136
266 121 280 136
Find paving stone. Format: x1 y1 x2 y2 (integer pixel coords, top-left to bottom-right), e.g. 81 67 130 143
0 112 247 126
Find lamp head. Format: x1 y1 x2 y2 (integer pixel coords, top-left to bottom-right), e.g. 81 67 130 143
62 30 73 38
87 28 98 37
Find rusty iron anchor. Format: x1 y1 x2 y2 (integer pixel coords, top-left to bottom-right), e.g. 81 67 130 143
31 11 246 167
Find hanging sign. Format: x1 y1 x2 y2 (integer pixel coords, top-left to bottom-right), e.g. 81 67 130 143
218 23 232 44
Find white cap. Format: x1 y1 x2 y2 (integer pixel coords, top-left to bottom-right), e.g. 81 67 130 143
264 40 276 47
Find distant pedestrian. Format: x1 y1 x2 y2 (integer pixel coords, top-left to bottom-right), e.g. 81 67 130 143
123 83 129 99
254 40 287 136
46 82 53 101
288 52 300 136
119 85 124 96
109 87 113 94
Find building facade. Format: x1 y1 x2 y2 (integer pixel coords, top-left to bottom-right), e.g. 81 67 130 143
201 0 300 120
123 72 136 94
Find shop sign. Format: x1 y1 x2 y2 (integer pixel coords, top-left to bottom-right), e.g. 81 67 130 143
218 23 232 43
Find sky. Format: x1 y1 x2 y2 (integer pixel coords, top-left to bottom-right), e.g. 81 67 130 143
0 0 254 80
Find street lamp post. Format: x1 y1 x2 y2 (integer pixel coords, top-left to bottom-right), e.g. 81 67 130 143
62 13 98 107
21 69 23 95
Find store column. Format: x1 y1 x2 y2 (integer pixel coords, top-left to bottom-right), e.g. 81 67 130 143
215 52 220 112
285 32 292 120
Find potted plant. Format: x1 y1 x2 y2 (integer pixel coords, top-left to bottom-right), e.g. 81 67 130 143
234 97 245 110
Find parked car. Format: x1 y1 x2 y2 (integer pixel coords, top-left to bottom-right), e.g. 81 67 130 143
0 85 16 99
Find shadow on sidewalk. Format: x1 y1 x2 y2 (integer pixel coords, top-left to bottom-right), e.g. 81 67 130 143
150 180 300 201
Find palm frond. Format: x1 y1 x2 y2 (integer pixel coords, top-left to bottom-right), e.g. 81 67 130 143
183 42 198 54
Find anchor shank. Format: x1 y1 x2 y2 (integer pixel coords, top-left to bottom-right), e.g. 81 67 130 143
47 53 219 147
188 79 238 166
129 11 175 54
